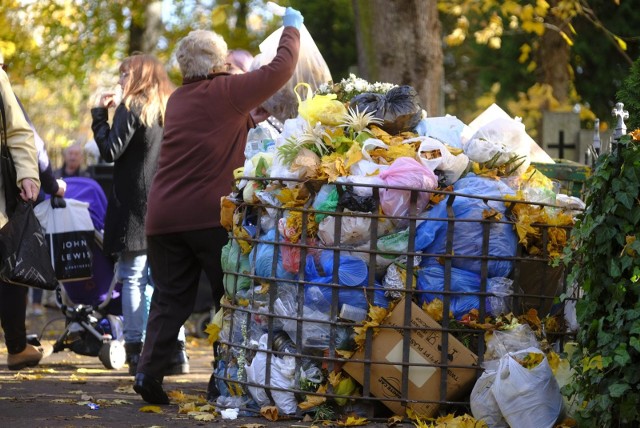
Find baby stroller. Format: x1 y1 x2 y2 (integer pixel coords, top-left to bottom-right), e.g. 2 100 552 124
34 177 126 370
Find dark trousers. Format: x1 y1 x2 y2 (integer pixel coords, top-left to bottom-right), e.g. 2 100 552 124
138 227 228 379
0 282 28 354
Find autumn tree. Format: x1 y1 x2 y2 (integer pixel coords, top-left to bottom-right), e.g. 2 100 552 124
439 0 639 133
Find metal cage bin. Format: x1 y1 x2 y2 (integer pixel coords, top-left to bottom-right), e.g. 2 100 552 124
213 175 578 421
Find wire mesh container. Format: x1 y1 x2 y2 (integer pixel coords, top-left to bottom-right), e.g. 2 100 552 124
213 175 578 420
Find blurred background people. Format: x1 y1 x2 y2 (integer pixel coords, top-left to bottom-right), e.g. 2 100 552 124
91 53 188 377
226 49 254 74
133 7 302 405
0 64 49 370
54 143 89 179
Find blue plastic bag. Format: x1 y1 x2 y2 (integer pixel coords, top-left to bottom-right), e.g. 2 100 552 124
416 259 513 319
414 175 517 277
250 229 296 281
304 251 388 310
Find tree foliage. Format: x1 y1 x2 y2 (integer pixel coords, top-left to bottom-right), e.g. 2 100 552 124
0 0 280 163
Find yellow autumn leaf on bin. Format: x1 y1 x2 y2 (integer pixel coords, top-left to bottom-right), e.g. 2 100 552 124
232 224 253 254
205 308 224 345
516 352 544 369
368 144 416 164
298 384 327 410
276 186 309 207
260 405 280 421
328 371 343 387
320 152 348 182
344 142 364 171
353 305 388 348
423 298 453 322
285 211 318 243
139 405 163 413
387 415 404 426
337 415 368 426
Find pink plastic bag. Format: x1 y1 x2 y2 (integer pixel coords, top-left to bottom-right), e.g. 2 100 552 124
379 157 438 218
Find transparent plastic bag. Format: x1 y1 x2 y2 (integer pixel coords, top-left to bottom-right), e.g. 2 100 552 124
463 117 531 176
252 22 332 122
485 323 540 361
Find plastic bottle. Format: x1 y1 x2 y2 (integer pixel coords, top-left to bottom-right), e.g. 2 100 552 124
272 331 323 383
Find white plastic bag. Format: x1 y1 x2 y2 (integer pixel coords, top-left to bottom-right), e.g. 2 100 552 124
470 362 509 428
492 347 563 428
34 198 95 281
411 136 469 185
245 333 298 414
414 115 468 148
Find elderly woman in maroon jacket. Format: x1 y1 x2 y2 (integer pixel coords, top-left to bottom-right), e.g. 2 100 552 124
133 8 303 404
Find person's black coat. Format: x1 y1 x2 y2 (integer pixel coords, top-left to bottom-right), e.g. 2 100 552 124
91 104 162 255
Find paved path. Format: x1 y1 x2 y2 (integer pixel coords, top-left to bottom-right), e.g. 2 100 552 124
0 306 398 427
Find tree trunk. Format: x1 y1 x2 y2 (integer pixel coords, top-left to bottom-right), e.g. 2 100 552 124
537 2 571 105
128 1 163 55
352 0 444 116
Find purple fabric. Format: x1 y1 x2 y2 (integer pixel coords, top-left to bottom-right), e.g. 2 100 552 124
46 177 108 231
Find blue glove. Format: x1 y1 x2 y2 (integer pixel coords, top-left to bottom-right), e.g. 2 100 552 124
283 7 303 30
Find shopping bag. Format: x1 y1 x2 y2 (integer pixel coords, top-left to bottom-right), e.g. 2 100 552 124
34 197 94 281
0 201 58 290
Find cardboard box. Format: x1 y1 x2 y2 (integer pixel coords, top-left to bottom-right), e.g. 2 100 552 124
343 298 478 417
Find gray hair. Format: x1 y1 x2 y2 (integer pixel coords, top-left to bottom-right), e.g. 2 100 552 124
176 30 228 79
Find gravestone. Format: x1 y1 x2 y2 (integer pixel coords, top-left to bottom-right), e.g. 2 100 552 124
542 111 581 161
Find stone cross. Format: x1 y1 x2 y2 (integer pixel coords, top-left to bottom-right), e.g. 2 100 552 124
612 102 628 142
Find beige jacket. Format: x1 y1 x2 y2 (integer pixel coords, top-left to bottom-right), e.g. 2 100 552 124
0 69 40 227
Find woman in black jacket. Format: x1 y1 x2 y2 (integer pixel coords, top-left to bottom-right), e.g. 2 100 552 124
91 54 187 376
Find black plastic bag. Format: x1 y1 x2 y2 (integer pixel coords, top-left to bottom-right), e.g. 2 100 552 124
337 187 378 212
0 201 58 290
350 85 423 135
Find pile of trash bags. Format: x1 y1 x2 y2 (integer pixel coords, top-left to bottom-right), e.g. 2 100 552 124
214 73 583 419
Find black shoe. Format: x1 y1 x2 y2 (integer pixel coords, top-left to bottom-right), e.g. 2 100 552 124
164 341 190 376
133 373 169 405
124 342 143 376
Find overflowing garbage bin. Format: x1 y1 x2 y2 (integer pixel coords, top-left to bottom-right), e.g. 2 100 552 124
211 74 583 423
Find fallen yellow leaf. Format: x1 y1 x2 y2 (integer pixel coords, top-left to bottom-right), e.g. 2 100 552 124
114 385 136 394
139 405 163 413
190 412 216 421
74 414 100 419
388 415 404 426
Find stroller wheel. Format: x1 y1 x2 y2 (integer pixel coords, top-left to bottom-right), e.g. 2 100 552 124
195 312 212 339
99 341 126 370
